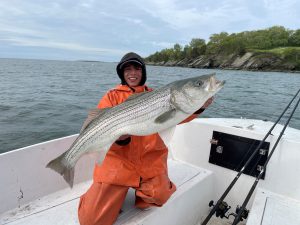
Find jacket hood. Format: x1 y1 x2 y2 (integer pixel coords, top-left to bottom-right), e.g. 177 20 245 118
116 52 147 86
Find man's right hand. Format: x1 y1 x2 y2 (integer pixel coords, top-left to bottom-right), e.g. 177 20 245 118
117 135 131 141
115 135 131 146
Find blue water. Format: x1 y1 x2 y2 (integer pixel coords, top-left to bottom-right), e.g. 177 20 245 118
0 58 299 153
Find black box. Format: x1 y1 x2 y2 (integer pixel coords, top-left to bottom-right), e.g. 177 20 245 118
209 131 270 179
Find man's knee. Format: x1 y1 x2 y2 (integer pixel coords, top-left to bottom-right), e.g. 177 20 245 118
136 174 176 206
152 180 176 205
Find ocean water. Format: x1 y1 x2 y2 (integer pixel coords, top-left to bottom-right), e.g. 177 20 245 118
0 58 299 153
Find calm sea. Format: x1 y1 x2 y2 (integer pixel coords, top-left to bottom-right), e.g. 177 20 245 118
0 58 299 153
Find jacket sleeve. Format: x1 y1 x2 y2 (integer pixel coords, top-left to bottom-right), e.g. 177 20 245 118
97 91 115 109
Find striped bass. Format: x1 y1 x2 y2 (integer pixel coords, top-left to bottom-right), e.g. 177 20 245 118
46 73 225 187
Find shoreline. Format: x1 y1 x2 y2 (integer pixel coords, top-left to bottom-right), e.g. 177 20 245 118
146 51 300 74
146 62 300 74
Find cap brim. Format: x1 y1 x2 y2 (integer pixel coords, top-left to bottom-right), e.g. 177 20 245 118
119 59 143 69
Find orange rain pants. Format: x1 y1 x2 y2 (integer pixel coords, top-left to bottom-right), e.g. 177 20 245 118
78 84 198 225
78 174 176 225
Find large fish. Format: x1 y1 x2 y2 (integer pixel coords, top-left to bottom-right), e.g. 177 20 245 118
46 73 225 187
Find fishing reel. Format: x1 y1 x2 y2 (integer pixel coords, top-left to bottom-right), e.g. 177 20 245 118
232 205 249 222
208 201 249 222
208 200 231 218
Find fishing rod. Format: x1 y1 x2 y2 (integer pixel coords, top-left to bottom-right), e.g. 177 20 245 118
201 88 300 225
232 94 300 225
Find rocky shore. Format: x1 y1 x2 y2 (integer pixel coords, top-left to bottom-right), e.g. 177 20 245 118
146 51 299 73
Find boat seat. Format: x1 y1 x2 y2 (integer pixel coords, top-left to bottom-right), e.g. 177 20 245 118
0 159 214 225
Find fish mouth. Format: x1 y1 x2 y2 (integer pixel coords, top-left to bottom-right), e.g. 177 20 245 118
207 75 225 92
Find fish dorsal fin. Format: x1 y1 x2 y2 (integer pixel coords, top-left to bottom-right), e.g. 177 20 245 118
125 92 148 102
154 109 176 124
80 108 108 132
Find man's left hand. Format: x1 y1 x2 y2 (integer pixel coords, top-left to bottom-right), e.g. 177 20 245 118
202 96 214 109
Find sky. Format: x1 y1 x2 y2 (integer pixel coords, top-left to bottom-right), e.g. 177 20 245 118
0 0 299 62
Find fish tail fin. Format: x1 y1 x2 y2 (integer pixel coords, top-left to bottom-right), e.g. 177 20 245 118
46 153 75 188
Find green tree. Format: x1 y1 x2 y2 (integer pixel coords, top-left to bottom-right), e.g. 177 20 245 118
267 26 289 48
289 29 300 46
173 43 182 60
145 26 300 63
189 38 206 57
206 32 229 54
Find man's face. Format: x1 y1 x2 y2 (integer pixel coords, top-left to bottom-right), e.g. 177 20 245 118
123 63 143 87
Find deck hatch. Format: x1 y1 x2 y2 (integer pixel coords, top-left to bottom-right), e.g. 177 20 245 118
209 131 270 179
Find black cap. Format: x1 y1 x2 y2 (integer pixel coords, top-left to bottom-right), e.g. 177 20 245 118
116 52 147 85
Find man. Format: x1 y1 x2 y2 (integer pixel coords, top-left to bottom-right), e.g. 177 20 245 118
78 52 212 225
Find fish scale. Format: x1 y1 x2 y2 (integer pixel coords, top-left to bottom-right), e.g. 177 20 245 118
65 88 172 165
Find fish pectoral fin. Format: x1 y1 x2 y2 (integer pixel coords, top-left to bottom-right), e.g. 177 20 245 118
80 108 109 132
154 109 176 124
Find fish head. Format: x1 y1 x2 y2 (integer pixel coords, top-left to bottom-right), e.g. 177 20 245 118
170 73 225 114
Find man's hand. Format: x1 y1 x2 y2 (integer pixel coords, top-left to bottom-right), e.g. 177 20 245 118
115 135 131 146
117 135 131 141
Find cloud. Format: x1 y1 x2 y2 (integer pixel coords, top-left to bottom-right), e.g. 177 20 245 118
0 0 299 60
134 0 299 34
134 0 207 30
0 37 126 55
150 41 177 48
0 24 46 38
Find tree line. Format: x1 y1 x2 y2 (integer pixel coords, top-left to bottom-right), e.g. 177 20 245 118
146 26 300 62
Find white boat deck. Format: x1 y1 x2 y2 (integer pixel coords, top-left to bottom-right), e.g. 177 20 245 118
0 160 214 225
247 188 300 225
1 118 300 225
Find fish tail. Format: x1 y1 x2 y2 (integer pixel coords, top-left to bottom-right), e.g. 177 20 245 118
46 153 75 188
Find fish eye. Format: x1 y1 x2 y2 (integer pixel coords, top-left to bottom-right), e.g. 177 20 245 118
196 80 203 86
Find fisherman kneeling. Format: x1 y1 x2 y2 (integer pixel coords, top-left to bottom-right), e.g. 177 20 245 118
78 52 213 225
